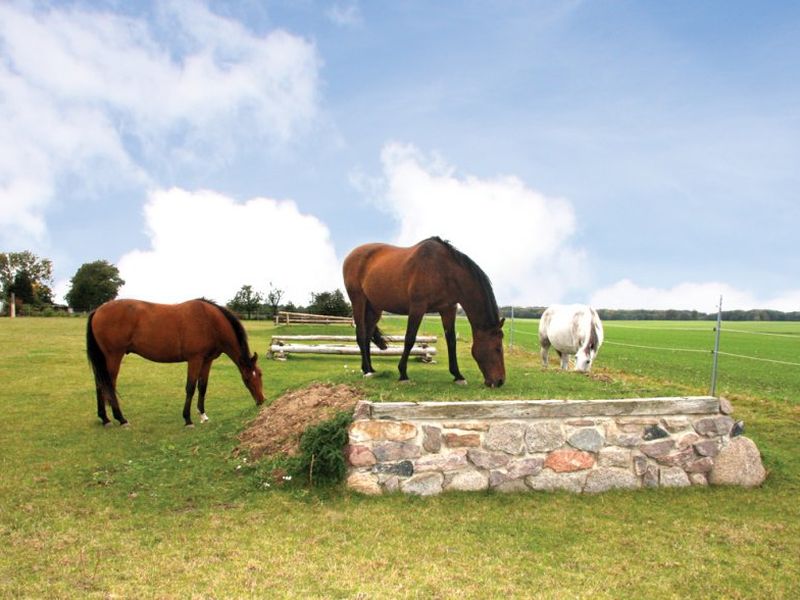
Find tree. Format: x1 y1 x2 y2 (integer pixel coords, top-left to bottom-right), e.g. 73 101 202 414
307 289 351 317
1 251 54 312
65 260 125 312
228 285 263 319
265 282 284 318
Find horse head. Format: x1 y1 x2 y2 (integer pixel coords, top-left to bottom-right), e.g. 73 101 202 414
574 314 602 372
574 345 597 372
471 318 506 388
239 352 265 405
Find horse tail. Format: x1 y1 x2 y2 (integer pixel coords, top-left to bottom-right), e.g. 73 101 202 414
86 311 113 394
371 326 388 350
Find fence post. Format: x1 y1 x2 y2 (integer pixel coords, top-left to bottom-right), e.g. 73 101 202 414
509 305 515 349
10 292 15 318
710 295 722 396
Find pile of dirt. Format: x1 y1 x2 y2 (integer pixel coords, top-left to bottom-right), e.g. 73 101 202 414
238 383 364 461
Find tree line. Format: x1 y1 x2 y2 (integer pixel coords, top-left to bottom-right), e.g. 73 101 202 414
226 284 351 320
1 250 353 320
3 251 797 321
499 306 800 321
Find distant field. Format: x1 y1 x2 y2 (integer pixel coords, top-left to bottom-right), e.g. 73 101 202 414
499 318 800 405
1 316 798 598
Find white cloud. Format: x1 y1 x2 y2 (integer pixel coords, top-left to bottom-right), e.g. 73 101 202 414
117 188 341 305
327 2 363 27
0 1 320 245
590 279 800 312
365 142 586 305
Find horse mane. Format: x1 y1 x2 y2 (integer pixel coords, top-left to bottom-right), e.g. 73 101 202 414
426 236 501 327
198 298 254 367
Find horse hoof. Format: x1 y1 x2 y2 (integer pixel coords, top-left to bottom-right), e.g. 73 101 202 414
120 422 131 428
363 372 374 378
200 413 209 423
455 379 467 386
398 379 411 385
185 423 195 429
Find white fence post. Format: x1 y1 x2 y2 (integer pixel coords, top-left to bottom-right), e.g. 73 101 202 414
710 295 722 396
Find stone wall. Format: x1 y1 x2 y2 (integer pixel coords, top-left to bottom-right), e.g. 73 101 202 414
345 396 766 496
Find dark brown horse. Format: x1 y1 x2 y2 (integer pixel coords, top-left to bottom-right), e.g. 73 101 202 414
87 298 264 426
343 236 505 387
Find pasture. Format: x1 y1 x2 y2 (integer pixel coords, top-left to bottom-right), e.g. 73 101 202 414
1 316 798 598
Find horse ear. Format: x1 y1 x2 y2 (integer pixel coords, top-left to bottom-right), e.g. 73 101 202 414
499 318 506 329
252 352 258 364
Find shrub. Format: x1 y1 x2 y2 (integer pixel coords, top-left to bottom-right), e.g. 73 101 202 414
293 411 353 486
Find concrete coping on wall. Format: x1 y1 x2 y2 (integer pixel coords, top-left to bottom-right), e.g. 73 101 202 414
345 396 767 496
359 396 721 421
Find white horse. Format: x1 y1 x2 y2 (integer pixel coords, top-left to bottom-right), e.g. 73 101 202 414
538 304 604 372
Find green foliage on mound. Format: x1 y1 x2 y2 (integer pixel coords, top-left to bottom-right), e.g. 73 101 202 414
294 411 354 486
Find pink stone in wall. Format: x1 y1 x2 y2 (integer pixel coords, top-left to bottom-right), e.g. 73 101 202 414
544 449 595 473
349 420 417 442
344 444 376 467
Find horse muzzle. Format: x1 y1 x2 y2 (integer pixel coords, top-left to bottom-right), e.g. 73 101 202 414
485 378 505 388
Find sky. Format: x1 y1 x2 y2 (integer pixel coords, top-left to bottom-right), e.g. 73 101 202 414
1 0 799 313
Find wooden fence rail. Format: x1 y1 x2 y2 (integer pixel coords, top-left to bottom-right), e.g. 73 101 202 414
269 334 437 362
274 311 354 326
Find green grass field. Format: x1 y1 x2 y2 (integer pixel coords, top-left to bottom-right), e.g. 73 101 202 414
1 316 798 598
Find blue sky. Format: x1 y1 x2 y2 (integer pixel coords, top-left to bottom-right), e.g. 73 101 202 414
1 0 798 311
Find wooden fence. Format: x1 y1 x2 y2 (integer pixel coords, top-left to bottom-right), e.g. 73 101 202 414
269 334 438 362
274 311 354 326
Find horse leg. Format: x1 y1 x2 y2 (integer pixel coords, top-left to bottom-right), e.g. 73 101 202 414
440 306 466 383
540 338 550 368
363 303 384 375
350 294 373 376
559 351 569 370
96 379 110 426
398 310 424 382
183 359 202 427
197 359 213 423
105 353 127 426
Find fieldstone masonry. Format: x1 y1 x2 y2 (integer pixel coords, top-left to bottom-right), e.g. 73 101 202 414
345 396 766 496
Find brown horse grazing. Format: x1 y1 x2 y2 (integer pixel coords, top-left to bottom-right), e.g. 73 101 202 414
87 298 264 427
343 236 506 387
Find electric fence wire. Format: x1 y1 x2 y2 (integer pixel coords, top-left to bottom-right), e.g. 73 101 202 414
506 323 800 367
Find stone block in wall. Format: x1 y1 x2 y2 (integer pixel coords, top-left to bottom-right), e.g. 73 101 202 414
598 446 631 469
468 449 511 470
544 449 595 472
694 439 720 457
422 425 442 453
415 449 468 473
662 416 691 432
371 461 414 477
525 421 565 452
506 457 545 479
694 416 735 437
708 437 766 487
660 467 691 488
401 472 444 496
485 422 526 455
347 471 381 495
639 438 675 459
445 470 489 492
349 420 417 443
567 427 605 452
584 467 640 493
372 441 420 462
527 470 588 493
345 444 376 467
444 432 481 448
